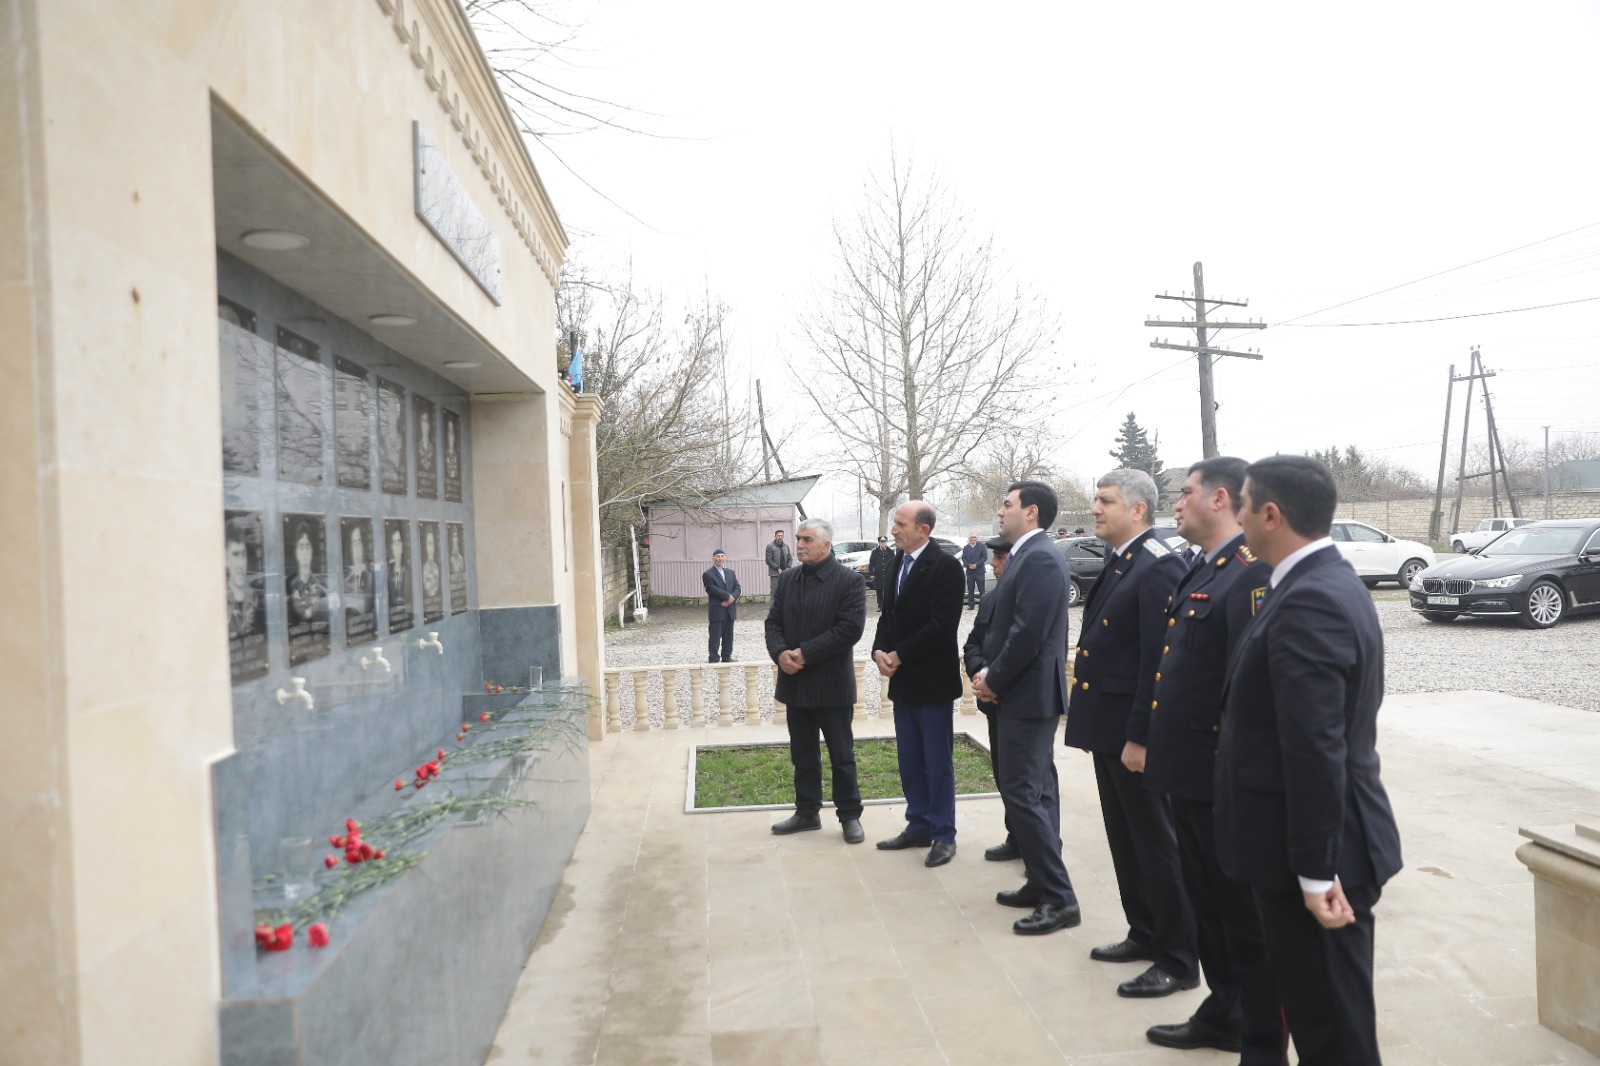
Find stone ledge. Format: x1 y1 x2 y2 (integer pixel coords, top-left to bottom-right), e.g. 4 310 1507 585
1515 823 1600 1058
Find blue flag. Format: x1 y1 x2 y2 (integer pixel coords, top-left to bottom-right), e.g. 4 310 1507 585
568 340 583 392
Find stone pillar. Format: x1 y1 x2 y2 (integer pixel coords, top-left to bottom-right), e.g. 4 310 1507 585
662 670 679 730
743 665 760 726
603 673 621 732
1516 820 1600 1057
567 393 607 740
853 660 868 722
632 671 651 732
715 665 734 727
690 669 707 728
771 665 786 728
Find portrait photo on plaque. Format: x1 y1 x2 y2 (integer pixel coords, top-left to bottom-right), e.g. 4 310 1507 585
447 521 468 615
414 394 439 500
282 513 331 666
419 520 444 624
377 376 408 496
276 327 326 484
224 510 269 683
441 407 463 502
218 300 265 476
334 356 373 490
341 517 378 647
385 517 415 634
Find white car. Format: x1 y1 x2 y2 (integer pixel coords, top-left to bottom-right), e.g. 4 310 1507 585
1331 520 1436 588
1450 516 1534 554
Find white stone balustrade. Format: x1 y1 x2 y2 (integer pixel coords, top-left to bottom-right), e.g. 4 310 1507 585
603 658 905 731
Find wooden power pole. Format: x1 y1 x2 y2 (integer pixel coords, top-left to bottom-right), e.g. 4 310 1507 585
1145 262 1266 458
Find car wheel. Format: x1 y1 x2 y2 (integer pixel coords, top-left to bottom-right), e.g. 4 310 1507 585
1421 612 1459 623
1362 578 1379 589
1398 558 1428 587
1520 581 1566 629
1452 540 1468 553
1068 579 1082 607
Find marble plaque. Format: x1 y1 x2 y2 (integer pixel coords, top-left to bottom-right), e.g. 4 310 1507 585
218 303 266 477
334 356 373 490
385 518 414 634
225 510 269 683
283 513 331 666
275 328 325 484
414 394 438 500
448 522 467 615
442 407 463 502
413 121 502 303
342 517 378 648
377 376 408 496
419 520 444 624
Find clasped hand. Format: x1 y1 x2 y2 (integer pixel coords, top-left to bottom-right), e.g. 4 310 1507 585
1303 880 1357 929
971 672 997 703
872 650 901 677
778 648 806 675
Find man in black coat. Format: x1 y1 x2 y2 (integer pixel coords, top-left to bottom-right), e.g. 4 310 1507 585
764 519 868 843
873 501 965 867
703 550 741 662
1217 455 1402 1066
867 536 895 611
1066 468 1196 998
971 481 1080 935
963 536 1017 862
961 533 988 609
1142 458 1283 1062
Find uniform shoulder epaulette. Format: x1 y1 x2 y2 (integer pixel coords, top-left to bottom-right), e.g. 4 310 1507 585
1143 538 1172 558
1234 544 1257 564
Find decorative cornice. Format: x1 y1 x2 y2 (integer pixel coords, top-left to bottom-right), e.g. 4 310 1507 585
373 0 568 288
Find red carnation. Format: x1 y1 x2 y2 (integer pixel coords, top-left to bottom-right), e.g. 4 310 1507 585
394 780 404 791
479 712 490 723
456 732 465 742
437 748 446 760
358 843 374 860
484 683 492 694
344 847 362 864
308 922 330 947
324 854 337 869
373 849 385 860
329 835 343 848
265 923 293 951
254 925 275 949
345 819 359 832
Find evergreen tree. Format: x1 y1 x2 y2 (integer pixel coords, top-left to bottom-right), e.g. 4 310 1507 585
1109 412 1164 483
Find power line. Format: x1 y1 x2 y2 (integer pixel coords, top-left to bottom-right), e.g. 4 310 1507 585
1277 294 1600 328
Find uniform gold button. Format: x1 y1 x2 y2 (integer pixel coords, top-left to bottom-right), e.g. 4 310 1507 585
1081 681 1090 690
1212 725 1220 733
1080 648 1089 657
1151 700 1158 709
1163 645 1169 654
1168 618 1176 627
1188 609 1196 617
1155 672 1161 681
1102 618 1109 627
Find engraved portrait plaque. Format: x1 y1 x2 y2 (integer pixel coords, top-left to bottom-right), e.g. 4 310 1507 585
414 394 438 501
282 513 331 665
218 299 265 476
334 356 373 490
342 517 378 647
419 520 444 624
385 518 414 634
377 376 408 496
224 510 269 683
441 407 463 503
413 121 503 303
447 521 467 615
276 328 326 484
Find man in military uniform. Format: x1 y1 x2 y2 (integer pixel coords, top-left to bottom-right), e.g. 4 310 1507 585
867 536 895 611
1142 458 1284 1061
1065 468 1195 997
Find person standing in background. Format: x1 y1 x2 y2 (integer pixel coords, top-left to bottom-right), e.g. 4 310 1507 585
868 536 895 611
703 550 741 663
765 528 793 584
963 536 1018 863
961 533 989 609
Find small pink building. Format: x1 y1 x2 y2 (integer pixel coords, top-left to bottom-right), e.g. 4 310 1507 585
646 475 821 599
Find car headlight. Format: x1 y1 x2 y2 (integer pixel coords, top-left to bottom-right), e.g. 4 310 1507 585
1475 574 1523 589
1408 574 1425 592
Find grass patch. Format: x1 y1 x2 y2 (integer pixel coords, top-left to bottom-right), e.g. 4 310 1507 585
693 735 997 809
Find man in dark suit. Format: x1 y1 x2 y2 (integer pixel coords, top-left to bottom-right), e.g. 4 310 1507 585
703 550 741 663
961 533 988 609
971 481 1080 934
765 529 793 583
1066 468 1196 998
873 501 965 867
962 536 1019 862
1217 455 1402 1066
765 518 868 843
1142 458 1283 1062
868 536 895 611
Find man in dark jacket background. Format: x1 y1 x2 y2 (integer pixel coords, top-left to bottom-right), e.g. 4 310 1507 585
961 533 989 609
703 550 741 662
867 536 895 611
765 528 793 584
873 500 965 867
765 518 868 844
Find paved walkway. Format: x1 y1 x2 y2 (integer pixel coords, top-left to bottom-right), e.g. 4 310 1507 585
487 692 1600 1065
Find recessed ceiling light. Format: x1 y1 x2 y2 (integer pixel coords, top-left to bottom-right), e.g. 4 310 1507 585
241 229 311 251
443 360 481 369
369 314 417 327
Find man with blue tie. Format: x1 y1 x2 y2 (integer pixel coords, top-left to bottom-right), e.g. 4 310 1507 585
703 550 741 663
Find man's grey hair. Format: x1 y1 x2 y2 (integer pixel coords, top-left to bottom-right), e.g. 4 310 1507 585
797 517 834 541
1097 468 1159 524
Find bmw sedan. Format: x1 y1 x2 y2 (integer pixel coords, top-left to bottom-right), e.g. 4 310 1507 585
1409 517 1600 628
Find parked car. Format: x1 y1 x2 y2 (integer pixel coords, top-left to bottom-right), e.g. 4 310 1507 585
1451 517 1534 554
1330 520 1435 588
1409 517 1600 628
831 540 877 557
1054 536 1108 607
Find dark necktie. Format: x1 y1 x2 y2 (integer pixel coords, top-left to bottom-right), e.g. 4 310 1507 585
898 553 913 593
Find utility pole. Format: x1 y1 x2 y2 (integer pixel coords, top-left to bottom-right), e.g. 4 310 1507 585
1480 354 1521 518
755 379 773 481
1146 262 1266 458
1447 348 1499 534
1429 364 1455 542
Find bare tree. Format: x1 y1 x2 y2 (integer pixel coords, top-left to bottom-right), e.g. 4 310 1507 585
794 149 1065 534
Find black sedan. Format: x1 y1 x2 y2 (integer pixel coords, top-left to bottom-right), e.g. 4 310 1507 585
1409 518 1600 628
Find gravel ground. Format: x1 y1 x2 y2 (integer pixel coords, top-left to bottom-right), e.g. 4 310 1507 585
604 594 1600 728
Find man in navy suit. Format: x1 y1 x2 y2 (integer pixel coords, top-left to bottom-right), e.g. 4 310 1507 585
1066 468 1196 998
971 481 1081 935
1143 458 1283 1061
1217 455 1402 1066
703 550 741 662
873 501 965 868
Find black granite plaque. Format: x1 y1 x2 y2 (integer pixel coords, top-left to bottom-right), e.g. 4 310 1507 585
414 395 438 500
224 510 269 683
419 520 444 624
385 518 414 634
377 377 408 496
219 302 265 477
448 521 467 615
341 517 378 647
441 407 462 502
283 513 331 666
334 356 373 490
276 328 325 484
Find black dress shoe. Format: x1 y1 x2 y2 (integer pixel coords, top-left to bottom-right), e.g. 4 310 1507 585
841 819 865 844
771 813 821 835
1145 1017 1243 1053
1117 964 1200 998
1013 902 1082 936
875 831 933 850
995 884 1043 909
984 840 1021 862
1089 938 1158 963
925 841 956 867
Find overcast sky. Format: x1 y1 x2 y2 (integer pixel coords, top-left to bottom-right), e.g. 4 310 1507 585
503 0 1600 524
